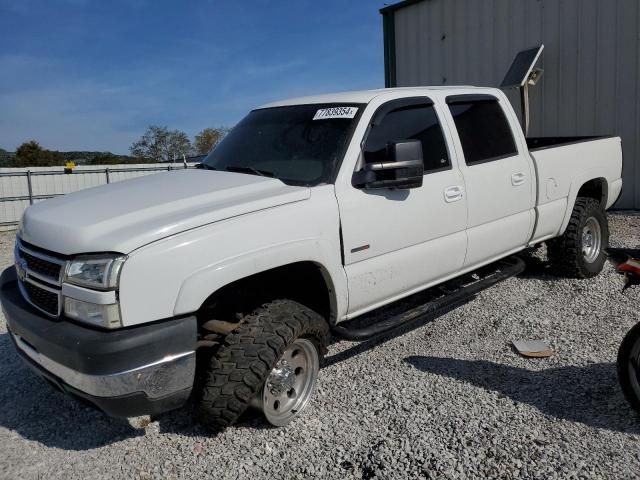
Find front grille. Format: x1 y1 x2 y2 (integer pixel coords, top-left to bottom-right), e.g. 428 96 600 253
22 281 60 316
15 237 65 317
20 249 63 282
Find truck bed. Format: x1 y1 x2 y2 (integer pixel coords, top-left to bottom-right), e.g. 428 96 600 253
526 136 614 151
528 135 623 244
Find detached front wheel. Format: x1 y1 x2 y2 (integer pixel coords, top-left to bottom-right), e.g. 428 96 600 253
195 299 329 431
547 197 609 278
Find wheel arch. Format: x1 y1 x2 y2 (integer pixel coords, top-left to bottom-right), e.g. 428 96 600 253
576 177 608 208
198 261 337 325
174 249 344 326
560 175 609 235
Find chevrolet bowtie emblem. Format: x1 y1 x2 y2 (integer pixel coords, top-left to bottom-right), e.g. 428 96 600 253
16 258 27 282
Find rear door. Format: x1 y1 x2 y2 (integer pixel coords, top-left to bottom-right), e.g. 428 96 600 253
444 94 535 267
336 97 467 317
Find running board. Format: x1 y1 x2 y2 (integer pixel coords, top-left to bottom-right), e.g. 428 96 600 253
331 256 525 342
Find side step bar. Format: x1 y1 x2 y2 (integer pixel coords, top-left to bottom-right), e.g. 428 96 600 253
331 256 525 342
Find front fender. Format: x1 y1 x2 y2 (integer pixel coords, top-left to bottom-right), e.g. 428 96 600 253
117 185 345 327
173 237 346 323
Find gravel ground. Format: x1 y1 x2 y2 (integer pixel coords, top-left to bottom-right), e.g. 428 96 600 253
1 213 640 480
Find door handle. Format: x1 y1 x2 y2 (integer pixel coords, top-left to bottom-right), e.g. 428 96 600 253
511 172 526 186
444 185 464 203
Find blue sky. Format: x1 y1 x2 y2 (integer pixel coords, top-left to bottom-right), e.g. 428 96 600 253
0 0 385 154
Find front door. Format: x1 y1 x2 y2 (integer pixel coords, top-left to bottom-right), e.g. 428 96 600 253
336 98 468 317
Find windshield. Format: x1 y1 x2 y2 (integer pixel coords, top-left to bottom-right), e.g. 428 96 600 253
202 103 363 186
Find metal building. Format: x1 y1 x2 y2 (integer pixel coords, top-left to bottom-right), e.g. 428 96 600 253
381 0 640 209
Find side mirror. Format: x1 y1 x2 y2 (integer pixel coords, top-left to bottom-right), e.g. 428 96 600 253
353 140 424 190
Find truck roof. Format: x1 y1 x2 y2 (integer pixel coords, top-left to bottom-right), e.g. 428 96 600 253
259 86 492 109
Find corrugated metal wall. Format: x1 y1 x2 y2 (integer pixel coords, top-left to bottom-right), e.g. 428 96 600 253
388 0 640 209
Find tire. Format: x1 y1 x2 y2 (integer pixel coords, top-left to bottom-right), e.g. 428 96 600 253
617 322 640 413
547 197 609 278
194 299 329 431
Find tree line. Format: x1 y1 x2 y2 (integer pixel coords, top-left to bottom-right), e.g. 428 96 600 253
129 126 229 163
1 126 229 167
3 142 137 167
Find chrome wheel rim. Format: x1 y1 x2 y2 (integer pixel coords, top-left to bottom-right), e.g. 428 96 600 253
582 217 602 263
262 338 319 426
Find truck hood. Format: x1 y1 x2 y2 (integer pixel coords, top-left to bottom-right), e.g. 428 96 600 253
20 169 310 255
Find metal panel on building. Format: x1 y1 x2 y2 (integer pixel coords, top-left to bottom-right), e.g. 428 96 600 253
381 0 640 209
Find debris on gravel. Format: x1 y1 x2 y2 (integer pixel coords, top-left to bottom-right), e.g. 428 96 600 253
1 212 639 479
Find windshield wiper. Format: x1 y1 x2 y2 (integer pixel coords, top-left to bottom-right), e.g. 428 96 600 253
198 163 218 170
225 165 275 178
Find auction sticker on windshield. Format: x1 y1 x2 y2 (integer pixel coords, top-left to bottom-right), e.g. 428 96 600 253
313 107 358 120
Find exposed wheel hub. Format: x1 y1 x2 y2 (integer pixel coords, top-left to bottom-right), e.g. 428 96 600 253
266 360 296 396
259 338 320 426
582 216 602 263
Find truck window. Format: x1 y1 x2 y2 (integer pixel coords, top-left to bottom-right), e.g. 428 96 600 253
363 104 450 173
201 104 363 186
447 98 517 165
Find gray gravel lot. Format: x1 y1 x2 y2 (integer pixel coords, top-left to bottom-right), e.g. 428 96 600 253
1 214 640 479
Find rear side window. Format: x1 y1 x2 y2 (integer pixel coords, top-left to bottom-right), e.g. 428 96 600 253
447 97 517 165
363 103 450 173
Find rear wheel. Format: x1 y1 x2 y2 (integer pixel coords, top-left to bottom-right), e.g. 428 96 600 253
547 197 609 278
195 299 329 431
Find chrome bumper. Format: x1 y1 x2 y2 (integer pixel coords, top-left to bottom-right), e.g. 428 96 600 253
12 332 196 399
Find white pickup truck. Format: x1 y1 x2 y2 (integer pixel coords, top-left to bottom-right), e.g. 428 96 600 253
0 87 623 430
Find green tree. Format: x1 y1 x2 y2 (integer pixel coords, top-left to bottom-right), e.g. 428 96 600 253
130 126 193 162
14 141 64 167
194 127 229 155
15 140 44 166
167 130 192 161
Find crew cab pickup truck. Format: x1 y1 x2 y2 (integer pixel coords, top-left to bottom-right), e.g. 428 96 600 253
0 87 623 430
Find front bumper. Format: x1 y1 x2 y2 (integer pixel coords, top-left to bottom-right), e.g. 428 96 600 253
1 266 197 417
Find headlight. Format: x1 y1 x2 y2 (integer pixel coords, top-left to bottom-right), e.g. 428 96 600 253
66 256 126 289
64 297 122 329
